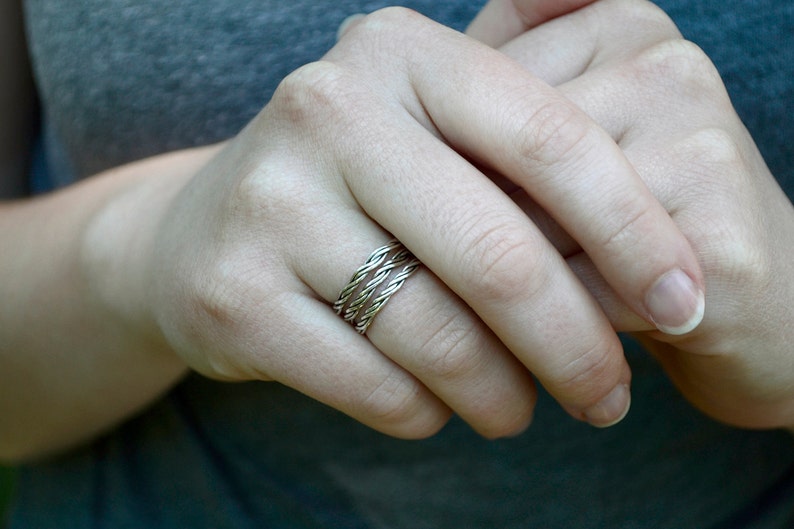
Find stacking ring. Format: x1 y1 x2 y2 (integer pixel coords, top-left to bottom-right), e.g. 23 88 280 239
333 239 421 334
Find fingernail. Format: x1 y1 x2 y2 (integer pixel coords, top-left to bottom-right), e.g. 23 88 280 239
583 384 631 428
337 14 365 41
645 269 705 335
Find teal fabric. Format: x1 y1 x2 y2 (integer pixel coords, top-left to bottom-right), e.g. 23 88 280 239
0 467 13 521
10 1 794 527
9 347 794 528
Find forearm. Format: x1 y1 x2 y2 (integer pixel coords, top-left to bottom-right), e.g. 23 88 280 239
0 144 222 463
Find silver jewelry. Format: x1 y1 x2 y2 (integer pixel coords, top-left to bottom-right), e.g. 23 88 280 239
334 239 421 334
341 248 412 322
354 257 420 334
333 239 401 316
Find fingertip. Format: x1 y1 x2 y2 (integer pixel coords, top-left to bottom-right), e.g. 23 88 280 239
645 268 705 335
582 383 631 428
510 416 534 438
377 404 454 441
473 389 536 440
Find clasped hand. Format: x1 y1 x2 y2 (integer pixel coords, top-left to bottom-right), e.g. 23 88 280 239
125 0 794 438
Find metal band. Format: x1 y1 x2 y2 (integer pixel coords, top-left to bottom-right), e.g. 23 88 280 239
340 249 411 322
353 257 421 334
333 239 401 316
333 238 421 335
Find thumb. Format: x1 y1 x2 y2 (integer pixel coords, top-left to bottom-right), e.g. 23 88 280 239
466 0 599 47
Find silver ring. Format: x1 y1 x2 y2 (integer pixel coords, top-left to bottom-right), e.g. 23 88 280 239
334 239 421 334
332 239 400 316
354 257 420 334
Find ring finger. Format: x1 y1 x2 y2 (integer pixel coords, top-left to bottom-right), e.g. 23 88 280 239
289 200 538 439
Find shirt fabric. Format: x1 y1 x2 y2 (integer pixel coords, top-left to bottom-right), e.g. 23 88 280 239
7 0 794 527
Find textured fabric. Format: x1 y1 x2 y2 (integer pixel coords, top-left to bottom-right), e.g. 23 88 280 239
8 0 794 527
23 0 484 186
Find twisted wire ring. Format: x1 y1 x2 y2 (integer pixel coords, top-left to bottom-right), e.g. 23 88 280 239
353 257 421 334
333 238 422 335
332 239 401 315
340 249 411 322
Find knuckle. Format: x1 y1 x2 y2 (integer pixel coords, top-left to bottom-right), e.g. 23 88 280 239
188 265 289 380
330 6 429 82
551 335 624 407
359 373 445 438
670 128 756 224
632 39 727 101
715 229 770 290
189 257 254 336
270 61 355 128
233 163 306 227
163 256 255 377
596 197 657 259
675 127 747 180
359 6 428 34
515 99 590 171
697 213 770 309
670 129 771 305
181 250 281 345
460 223 544 306
417 314 486 382
334 6 428 65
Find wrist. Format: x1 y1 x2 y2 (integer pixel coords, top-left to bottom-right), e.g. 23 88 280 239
80 145 222 354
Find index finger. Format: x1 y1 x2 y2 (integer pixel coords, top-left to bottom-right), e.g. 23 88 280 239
409 16 706 336
326 8 702 425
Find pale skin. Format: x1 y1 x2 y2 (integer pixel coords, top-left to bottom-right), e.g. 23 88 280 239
0 0 791 463
469 0 794 429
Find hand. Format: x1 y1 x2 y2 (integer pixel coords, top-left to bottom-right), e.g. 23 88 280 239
481 0 794 429
101 6 709 438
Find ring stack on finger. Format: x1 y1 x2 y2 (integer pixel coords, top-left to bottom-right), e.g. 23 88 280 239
333 239 421 335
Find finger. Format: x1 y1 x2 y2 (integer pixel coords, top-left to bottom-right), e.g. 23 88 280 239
480 0 690 314
335 119 633 427
287 202 538 438
379 14 706 336
506 185 639 340
555 38 738 151
561 124 763 337
163 207 452 437
566 252 654 332
509 188 579 256
212 127 537 439
486 167 581 257
466 0 599 47
257 291 455 440
275 57 634 427
549 44 744 335
245 132 539 437
498 0 681 86
483 2 730 339
558 79 750 335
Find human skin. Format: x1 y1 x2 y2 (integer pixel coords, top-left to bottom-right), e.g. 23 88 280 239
5 0 773 462
469 0 794 430
0 0 700 461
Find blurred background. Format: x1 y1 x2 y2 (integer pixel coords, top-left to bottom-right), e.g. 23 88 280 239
1 466 14 519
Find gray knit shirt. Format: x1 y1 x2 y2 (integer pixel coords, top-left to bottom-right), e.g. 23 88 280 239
10 1 794 528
